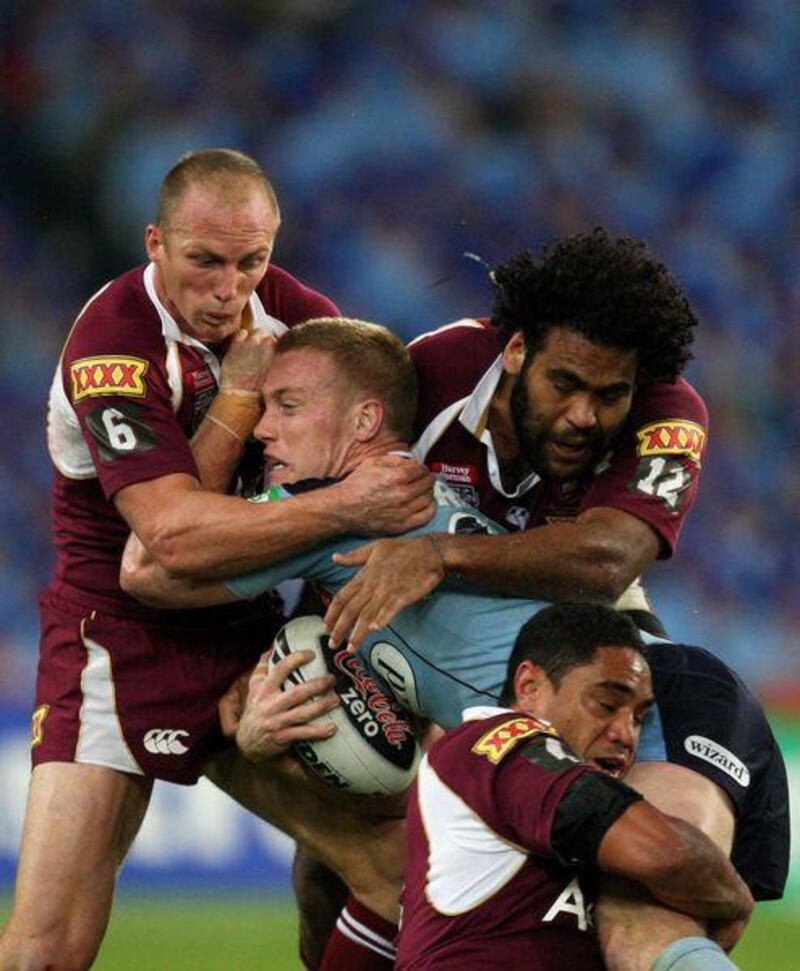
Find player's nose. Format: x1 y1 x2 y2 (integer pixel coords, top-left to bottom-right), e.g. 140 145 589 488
564 393 597 430
606 709 636 752
213 264 238 303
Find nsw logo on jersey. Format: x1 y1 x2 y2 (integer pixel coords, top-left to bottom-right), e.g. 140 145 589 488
635 420 705 466
70 356 149 402
472 716 555 764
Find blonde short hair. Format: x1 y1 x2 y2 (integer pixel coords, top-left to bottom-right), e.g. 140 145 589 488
276 318 418 441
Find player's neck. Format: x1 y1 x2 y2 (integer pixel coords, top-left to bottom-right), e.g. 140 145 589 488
487 375 531 488
343 437 410 476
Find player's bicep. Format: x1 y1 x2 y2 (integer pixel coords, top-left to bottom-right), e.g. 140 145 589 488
551 770 643 866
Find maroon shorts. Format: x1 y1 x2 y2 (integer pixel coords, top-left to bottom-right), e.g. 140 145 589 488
32 590 275 785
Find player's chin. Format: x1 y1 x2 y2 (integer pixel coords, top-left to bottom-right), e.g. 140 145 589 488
191 315 242 344
543 444 601 480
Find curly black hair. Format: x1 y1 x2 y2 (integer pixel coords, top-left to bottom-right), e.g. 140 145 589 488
491 227 697 384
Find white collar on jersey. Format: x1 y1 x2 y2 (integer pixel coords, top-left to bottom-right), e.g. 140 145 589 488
462 705 512 722
462 705 556 734
142 262 288 350
412 351 540 500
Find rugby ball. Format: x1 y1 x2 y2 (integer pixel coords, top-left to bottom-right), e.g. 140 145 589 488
268 615 421 797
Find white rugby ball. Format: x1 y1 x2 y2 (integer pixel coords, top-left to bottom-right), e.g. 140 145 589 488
268 615 421 797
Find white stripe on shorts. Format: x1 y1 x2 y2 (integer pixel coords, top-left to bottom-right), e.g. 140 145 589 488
337 906 396 960
76 621 142 774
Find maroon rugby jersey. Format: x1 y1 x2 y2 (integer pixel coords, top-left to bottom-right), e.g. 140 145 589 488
397 709 605 970
46 262 338 621
409 318 708 555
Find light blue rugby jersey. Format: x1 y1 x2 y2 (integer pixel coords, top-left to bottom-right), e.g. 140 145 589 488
226 478 670 758
225 480 547 729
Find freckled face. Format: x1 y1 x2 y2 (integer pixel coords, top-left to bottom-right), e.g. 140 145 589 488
145 179 279 344
254 349 359 485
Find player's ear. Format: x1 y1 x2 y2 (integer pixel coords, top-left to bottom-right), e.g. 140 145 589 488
513 659 548 710
145 224 164 262
353 399 384 442
502 330 527 376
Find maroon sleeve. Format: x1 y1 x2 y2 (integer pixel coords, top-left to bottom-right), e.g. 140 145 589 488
491 736 593 856
579 378 709 557
409 318 504 438
435 715 590 858
62 272 198 500
258 264 340 323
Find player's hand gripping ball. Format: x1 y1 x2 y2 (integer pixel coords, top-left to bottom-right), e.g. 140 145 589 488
268 616 421 796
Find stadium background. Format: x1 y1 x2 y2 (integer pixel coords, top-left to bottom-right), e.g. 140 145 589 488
0 1 797 967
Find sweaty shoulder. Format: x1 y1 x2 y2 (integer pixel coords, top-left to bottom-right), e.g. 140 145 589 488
257 264 339 324
624 377 709 463
409 318 504 436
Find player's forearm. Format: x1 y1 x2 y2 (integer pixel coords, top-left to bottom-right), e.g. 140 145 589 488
435 525 633 602
120 532 235 607
145 487 348 578
600 806 752 925
642 816 752 922
190 418 248 493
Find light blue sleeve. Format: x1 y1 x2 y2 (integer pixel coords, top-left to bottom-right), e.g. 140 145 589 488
222 487 365 600
224 478 507 600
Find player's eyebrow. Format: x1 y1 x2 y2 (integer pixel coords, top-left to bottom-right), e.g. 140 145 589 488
547 367 633 396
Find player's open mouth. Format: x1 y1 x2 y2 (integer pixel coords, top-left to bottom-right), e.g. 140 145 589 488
550 439 590 460
591 755 627 777
265 456 288 473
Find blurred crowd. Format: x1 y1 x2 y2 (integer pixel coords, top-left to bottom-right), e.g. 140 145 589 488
1 0 798 701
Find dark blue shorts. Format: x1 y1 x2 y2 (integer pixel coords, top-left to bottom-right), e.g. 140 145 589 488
639 641 789 901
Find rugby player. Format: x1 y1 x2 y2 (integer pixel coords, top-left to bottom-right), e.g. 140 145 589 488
0 154 432 971
325 228 705 643
123 317 788 970
396 604 753 971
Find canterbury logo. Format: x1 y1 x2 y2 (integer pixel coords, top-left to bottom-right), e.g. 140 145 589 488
143 728 190 755
70 356 149 402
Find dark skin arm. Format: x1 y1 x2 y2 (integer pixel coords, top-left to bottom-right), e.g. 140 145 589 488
597 800 752 953
326 505 659 650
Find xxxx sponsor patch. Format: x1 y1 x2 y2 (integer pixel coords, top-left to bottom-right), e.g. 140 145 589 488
472 716 554 764
636 420 706 465
31 704 50 748
69 355 149 402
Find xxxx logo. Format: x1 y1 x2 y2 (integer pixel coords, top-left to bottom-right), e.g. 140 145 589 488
636 420 706 465
70 356 149 402
472 716 551 764
31 704 50 748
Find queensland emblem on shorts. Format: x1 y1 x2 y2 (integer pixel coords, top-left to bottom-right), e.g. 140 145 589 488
635 420 706 466
472 716 553 764
69 356 149 402
30 704 50 748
